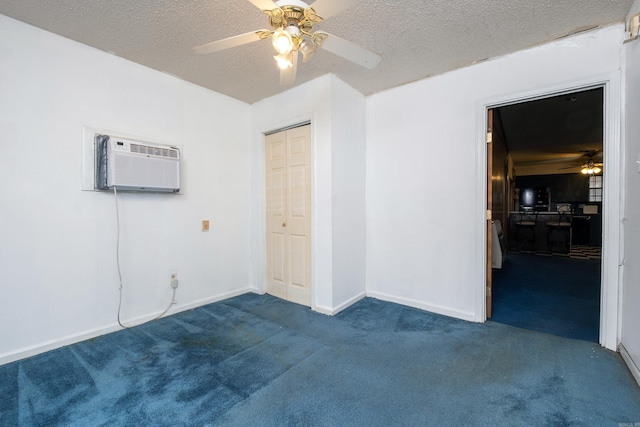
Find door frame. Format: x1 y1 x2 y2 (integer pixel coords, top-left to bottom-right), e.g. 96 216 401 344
476 72 623 351
486 110 494 319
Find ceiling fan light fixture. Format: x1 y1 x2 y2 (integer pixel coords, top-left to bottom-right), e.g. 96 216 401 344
581 159 602 175
299 41 316 62
581 166 602 175
286 24 301 37
272 28 294 55
274 52 293 69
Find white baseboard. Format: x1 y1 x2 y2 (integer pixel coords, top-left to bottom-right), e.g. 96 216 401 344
365 290 477 322
313 291 366 316
312 304 333 315
1 289 475 365
620 344 640 388
331 292 366 315
0 287 254 366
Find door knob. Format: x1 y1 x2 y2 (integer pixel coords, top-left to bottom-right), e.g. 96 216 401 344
282 222 286 227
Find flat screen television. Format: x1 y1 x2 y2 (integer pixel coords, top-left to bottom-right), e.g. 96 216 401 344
520 187 549 211
520 188 535 208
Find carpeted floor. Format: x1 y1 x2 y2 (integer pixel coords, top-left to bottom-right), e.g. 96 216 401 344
1 293 639 426
492 251 601 342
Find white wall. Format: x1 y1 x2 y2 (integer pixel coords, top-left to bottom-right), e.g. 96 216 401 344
250 74 366 314
621 1 640 383
366 25 625 347
330 78 367 309
0 15 252 363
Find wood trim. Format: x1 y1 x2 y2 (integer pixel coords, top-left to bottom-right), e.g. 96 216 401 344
486 109 493 318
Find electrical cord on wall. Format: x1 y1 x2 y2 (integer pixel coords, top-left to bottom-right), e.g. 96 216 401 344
113 186 176 329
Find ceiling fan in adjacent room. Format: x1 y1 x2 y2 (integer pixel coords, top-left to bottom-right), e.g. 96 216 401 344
579 159 603 175
558 150 603 175
192 0 382 85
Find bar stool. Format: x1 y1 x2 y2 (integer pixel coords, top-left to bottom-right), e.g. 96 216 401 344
514 211 537 252
547 205 572 254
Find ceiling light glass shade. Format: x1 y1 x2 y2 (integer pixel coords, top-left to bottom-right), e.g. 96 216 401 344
299 41 316 62
274 53 293 69
272 29 294 55
581 166 602 174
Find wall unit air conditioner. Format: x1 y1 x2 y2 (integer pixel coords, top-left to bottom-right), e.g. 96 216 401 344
95 135 180 193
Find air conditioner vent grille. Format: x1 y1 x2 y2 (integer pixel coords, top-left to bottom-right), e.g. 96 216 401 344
129 143 179 159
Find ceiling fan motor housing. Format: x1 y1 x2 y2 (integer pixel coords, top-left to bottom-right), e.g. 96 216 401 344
268 4 324 49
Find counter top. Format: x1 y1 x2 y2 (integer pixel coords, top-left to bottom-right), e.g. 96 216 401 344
510 211 601 216
510 211 561 215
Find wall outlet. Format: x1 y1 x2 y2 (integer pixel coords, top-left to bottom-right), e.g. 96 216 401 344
202 220 210 232
170 273 179 289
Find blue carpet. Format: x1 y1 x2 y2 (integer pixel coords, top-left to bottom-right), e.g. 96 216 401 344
1 293 639 426
492 252 601 342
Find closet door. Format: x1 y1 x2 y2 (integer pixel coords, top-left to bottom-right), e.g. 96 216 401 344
265 125 311 306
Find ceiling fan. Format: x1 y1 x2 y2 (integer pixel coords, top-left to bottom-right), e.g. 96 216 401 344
579 158 603 175
193 0 382 85
558 150 603 174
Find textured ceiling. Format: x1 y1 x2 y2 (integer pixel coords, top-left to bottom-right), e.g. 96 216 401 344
0 0 634 104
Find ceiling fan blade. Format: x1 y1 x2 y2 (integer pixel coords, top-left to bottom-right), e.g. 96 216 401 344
193 30 271 54
319 33 381 69
307 0 363 20
280 51 298 86
247 0 279 12
581 149 599 156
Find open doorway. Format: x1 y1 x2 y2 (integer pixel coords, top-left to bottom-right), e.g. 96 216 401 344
487 87 603 342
